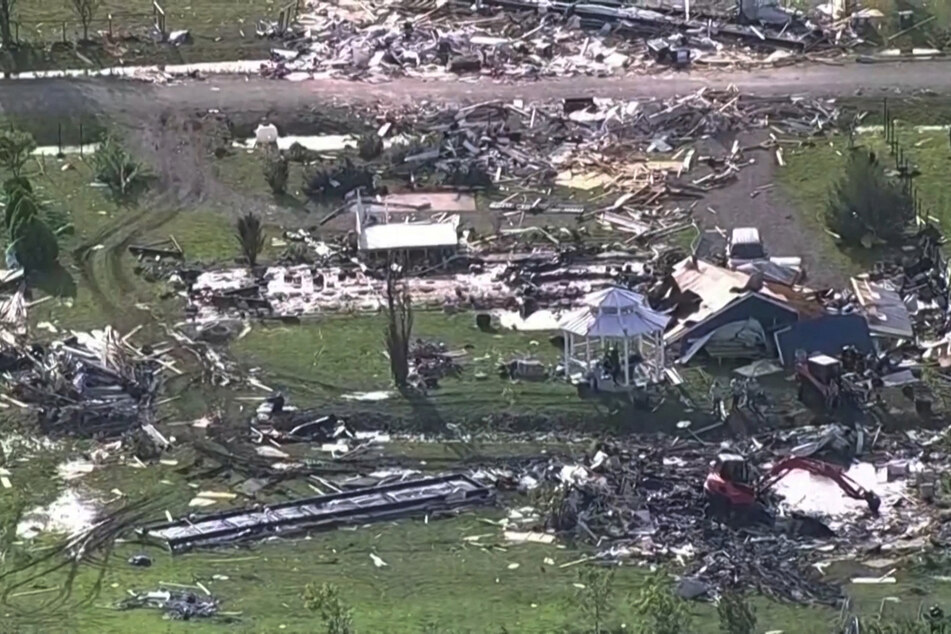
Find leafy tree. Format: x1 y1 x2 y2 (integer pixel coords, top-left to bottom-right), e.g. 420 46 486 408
383 264 413 389
3 176 34 232
717 590 756 634
825 149 914 247
0 130 35 178
262 150 289 195
632 573 692 634
2 177 58 271
301 583 355 634
574 567 615 634
235 212 265 268
92 134 145 197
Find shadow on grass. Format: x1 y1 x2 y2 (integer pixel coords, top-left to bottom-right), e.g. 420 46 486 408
273 192 308 210
30 262 77 298
399 386 448 435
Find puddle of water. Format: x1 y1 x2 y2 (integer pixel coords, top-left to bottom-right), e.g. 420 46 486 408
233 134 358 153
33 144 101 156
233 134 409 153
16 489 98 539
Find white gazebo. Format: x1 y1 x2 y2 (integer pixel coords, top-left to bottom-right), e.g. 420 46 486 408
558 286 670 387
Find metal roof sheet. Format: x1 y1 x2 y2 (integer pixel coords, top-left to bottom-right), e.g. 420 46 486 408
358 222 459 251
850 278 914 339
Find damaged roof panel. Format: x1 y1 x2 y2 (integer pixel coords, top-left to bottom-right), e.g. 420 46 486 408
140 474 492 552
667 258 797 343
851 278 915 340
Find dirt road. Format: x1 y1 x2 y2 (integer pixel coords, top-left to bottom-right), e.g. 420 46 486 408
1 61 951 130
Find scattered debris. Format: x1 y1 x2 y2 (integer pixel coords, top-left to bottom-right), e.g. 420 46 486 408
119 589 218 620
261 0 863 81
1 327 165 438
490 422 951 605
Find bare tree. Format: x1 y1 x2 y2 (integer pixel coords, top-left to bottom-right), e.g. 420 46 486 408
66 0 101 41
0 0 16 50
383 262 413 389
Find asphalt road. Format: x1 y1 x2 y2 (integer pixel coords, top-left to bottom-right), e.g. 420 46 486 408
1 61 951 131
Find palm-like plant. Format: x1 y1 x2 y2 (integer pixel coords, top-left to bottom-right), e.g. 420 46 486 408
235 212 265 267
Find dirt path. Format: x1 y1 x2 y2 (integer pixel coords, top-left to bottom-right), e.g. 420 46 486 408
1 61 951 133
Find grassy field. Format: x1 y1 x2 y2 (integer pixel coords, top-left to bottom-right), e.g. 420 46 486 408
24 154 251 331
778 126 951 268
231 313 598 429
1 435 949 634
3 0 284 73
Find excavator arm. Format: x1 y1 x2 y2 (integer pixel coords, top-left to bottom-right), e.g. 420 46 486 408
758 456 881 515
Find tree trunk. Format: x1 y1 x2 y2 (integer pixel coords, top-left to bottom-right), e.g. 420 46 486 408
383 265 412 389
0 0 13 49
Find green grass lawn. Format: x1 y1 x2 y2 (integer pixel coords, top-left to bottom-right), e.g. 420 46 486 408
23 154 260 330
3 0 285 73
232 312 596 429
778 127 951 272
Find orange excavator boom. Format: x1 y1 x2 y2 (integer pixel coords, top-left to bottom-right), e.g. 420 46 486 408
758 456 881 515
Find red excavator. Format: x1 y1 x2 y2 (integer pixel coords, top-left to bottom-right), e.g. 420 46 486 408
704 453 881 523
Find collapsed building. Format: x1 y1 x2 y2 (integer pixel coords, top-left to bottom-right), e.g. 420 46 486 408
0 324 166 439
262 0 883 80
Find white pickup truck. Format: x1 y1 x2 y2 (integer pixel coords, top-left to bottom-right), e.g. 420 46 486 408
727 227 803 285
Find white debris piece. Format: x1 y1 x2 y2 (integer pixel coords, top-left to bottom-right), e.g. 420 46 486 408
254 123 279 146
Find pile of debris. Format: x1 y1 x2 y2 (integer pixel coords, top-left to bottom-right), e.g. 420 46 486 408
378 91 840 193
180 91 838 321
494 424 947 605
119 589 219 621
1 328 165 438
251 394 356 445
410 338 464 387
262 0 863 81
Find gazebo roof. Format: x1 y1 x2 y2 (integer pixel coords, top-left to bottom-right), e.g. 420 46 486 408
559 286 670 338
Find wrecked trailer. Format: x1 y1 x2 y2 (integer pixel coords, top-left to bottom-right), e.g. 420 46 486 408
138 474 493 552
